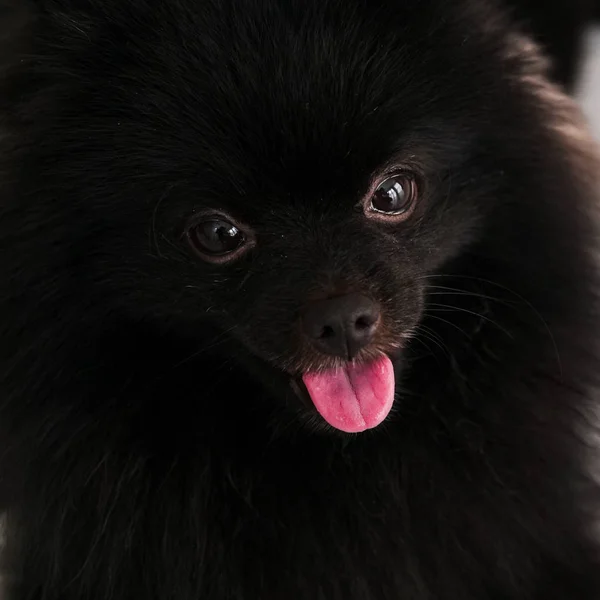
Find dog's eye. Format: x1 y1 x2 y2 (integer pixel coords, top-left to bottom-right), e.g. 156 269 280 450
366 174 417 219
187 218 246 261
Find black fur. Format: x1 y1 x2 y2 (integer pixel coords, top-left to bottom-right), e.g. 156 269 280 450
505 0 599 87
1 0 600 599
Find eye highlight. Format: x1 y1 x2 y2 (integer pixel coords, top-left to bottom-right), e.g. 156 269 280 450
186 216 251 263
365 173 418 221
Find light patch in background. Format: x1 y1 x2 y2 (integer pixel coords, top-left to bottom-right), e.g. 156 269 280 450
577 27 600 141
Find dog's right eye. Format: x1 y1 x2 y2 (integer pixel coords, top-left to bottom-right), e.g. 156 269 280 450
186 217 248 263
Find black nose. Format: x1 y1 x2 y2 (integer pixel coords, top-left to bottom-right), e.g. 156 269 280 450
301 293 380 360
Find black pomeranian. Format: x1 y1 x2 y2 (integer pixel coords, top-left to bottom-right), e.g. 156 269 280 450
1 0 600 598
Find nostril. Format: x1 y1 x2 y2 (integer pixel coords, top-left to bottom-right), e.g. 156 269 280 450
320 325 335 339
355 315 376 331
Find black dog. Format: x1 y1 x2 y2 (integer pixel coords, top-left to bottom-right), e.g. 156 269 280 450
1 0 600 599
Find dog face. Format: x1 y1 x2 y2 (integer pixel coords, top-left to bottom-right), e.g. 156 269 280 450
11 0 565 432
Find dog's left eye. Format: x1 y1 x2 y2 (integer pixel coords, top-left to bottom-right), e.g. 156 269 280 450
366 173 417 219
187 218 247 262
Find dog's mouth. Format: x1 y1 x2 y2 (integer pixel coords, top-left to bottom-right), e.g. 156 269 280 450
291 355 395 433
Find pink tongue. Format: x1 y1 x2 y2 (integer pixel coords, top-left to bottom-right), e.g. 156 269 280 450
302 355 395 433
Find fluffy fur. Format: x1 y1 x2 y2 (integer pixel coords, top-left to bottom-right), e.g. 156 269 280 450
1 0 600 598
505 0 599 86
